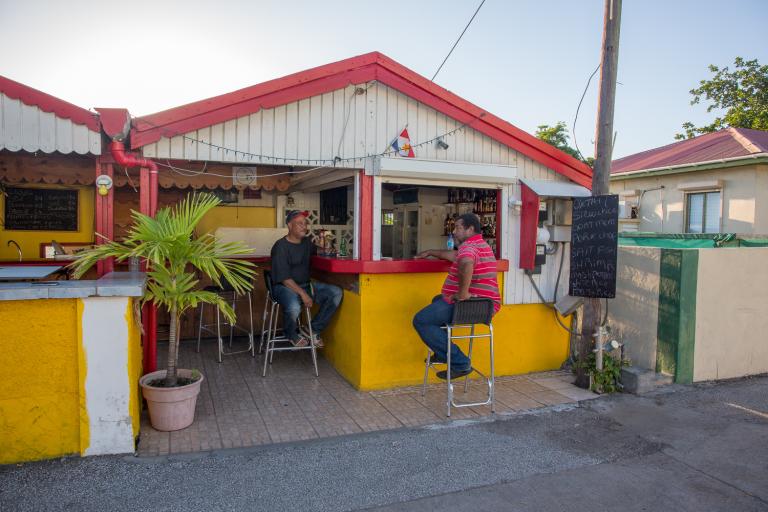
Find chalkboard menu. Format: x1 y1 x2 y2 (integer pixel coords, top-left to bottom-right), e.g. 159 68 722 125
4 187 79 231
569 194 619 298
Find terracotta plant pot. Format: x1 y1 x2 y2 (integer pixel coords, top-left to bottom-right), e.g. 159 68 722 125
139 369 204 431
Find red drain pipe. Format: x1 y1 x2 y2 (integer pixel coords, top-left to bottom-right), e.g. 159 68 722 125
109 139 157 172
109 139 159 374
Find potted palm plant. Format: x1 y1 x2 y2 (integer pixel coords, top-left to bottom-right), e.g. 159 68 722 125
71 193 256 431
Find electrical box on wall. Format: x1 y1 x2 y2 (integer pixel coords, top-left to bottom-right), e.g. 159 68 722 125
518 178 591 271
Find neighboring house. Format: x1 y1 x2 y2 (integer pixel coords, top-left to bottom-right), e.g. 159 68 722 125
609 128 768 235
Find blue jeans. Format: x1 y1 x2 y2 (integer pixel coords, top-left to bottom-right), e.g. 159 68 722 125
273 281 343 342
412 295 471 371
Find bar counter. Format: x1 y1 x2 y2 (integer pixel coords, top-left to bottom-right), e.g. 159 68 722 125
301 256 569 391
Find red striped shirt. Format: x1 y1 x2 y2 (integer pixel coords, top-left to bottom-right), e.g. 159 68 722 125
441 234 501 312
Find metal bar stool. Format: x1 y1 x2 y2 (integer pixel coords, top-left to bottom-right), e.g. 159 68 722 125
422 298 496 417
196 279 254 363
260 270 319 377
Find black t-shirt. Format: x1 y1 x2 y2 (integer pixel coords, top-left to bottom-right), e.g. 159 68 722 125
270 236 314 285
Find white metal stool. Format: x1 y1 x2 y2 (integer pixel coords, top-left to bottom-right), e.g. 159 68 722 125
260 270 319 377
422 298 496 417
196 281 254 363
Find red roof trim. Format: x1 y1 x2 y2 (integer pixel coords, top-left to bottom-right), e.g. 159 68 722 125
131 52 592 185
0 75 99 131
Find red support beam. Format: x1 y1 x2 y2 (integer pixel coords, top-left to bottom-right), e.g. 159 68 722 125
358 172 374 261
495 189 502 260
139 165 159 373
94 159 114 277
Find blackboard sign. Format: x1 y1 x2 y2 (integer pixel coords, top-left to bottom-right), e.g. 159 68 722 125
569 194 619 298
4 187 79 231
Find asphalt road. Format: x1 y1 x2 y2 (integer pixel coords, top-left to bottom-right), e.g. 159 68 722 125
2 376 767 511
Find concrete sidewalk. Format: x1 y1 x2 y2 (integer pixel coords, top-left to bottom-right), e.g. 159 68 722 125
1 376 766 511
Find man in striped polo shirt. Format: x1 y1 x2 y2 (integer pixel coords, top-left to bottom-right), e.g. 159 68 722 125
413 213 500 379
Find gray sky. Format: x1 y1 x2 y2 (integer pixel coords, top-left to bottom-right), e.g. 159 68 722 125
1 0 766 158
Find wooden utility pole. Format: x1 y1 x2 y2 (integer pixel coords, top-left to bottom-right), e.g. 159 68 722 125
576 0 622 388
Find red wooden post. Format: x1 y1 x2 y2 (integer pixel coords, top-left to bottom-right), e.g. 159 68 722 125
358 172 374 260
94 158 114 277
139 166 159 373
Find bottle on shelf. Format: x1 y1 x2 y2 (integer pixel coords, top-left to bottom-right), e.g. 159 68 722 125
339 237 347 258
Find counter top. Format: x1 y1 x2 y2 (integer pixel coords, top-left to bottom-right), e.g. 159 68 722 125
311 256 510 274
0 271 146 302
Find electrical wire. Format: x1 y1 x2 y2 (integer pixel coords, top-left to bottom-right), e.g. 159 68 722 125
431 0 487 81
572 63 600 163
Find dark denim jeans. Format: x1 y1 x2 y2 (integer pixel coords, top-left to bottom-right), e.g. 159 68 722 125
412 295 471 371
273 281 343 341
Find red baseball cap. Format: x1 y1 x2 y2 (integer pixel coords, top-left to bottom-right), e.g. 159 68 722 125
285 210 310 224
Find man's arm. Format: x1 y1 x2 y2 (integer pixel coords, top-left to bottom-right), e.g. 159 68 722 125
281 278 313 308
415 249 457 262
453 257 474 301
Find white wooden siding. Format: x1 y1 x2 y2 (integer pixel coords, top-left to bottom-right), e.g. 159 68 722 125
140 81 577 306
0 92 100 155
141 82 517 168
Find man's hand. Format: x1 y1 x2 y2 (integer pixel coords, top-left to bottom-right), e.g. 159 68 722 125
300 292 314 309
452 291 472 302
415 250 433 259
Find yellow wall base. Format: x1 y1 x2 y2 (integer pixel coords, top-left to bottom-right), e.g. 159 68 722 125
0 299 81 463
323 273 570 391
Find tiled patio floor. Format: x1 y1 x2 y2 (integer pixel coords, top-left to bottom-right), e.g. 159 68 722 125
137 338 598 457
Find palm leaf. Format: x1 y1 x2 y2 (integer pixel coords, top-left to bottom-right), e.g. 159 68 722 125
69 192 257 385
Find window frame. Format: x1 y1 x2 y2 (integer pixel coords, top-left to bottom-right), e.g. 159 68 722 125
684 189 722 234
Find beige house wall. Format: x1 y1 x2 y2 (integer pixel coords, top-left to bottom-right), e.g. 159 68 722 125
610 164 768 236
610 247 661 370
693 248 768 381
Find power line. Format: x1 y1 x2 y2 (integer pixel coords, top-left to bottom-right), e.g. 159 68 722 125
431 0 487 81
572 63 601 162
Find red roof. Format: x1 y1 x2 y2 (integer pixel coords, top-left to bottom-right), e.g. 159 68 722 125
0 75 99 131
612 127 768 174
131 52 592 187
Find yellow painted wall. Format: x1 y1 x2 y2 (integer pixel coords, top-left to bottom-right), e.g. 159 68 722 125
0 185 95 261
197 206 276 235
126 299 143 438
323 272 571 391
322 290 363 388
0 299 81 464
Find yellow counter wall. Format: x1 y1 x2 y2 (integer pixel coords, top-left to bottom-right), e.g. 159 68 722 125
323 272 571 391
0 185 95 261
0 296 142 464
0 299 82 463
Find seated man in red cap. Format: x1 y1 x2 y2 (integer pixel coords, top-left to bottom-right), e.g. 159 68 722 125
270 210 343 347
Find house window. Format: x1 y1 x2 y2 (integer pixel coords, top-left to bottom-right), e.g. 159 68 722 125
685 191 720 233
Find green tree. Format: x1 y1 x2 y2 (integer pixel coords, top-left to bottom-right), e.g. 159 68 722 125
535 122 593 166
676 57 768 140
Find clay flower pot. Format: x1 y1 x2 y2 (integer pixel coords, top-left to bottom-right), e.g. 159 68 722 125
139 369 204 431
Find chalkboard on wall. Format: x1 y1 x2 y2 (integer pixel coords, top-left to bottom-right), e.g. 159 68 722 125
569 194 619 298
3 187 79 231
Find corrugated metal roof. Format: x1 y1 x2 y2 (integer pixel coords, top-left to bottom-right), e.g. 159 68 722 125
612 127 768 174
0 76 101 155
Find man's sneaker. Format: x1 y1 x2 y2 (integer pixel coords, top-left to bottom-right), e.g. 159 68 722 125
436 367 473 380
424 352 447 365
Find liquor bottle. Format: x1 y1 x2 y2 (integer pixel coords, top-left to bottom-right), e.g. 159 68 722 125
339 237 347 258
444 213 451 235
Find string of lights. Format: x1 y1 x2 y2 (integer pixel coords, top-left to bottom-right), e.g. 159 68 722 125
139 111 486 178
